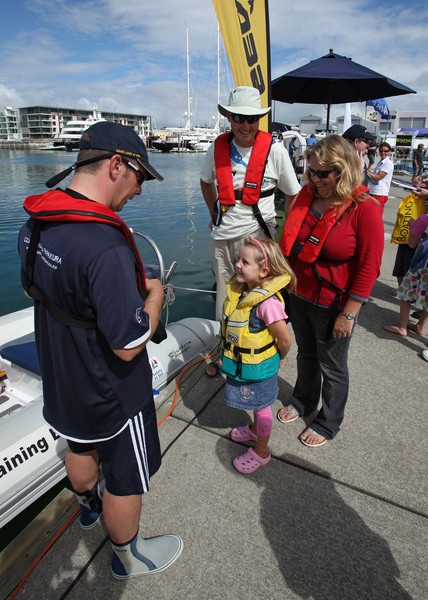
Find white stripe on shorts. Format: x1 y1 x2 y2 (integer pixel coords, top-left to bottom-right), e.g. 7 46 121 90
129 412 150 493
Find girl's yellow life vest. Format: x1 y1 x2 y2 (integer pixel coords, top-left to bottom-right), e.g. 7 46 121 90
221 273 291 381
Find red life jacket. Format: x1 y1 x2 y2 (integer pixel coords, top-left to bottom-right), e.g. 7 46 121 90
24 190 147 291
214 130 272 206
280 184 367 263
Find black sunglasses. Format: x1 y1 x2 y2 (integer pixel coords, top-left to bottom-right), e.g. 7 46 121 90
230 113 261 124
307 166 335 179
122 157 147 186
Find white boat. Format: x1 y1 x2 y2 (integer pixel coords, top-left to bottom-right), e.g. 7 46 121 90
53 109 106 151
0 232 219 528
187 138 214 153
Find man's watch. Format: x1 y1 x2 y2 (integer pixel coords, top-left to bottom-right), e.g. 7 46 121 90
342 312 356 321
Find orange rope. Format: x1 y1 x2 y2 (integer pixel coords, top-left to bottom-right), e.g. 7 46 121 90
156 351 217 427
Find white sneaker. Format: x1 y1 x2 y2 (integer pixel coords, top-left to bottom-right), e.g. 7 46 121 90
422 349 428 362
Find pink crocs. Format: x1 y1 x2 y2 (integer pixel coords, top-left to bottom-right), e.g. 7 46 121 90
230 424 257 443
232 447 271 474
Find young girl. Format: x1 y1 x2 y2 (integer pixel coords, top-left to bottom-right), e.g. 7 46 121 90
221 237 295 474
383 213 428 337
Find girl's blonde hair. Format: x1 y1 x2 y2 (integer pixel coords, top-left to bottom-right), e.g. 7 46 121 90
304 134 370 206
244 237 296 290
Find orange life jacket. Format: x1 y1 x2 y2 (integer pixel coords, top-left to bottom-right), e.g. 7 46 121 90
24 190 147 291
280 184 366 263
214 130 272 206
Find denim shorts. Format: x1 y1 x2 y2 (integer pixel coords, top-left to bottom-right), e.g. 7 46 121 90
224 374 279 411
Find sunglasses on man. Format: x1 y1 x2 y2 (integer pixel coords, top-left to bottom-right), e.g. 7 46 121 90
122 157 147 186
230 113 261 124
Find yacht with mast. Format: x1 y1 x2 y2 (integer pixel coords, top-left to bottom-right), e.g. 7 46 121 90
151 27 220 153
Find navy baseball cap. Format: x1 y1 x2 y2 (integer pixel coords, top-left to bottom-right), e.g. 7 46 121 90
79 121 163 181
46 121 163 188
342 124 376 143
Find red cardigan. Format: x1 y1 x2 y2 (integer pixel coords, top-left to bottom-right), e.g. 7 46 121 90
281 186 384 307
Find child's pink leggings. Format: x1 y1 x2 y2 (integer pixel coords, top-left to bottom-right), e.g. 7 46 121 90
254 406 273 437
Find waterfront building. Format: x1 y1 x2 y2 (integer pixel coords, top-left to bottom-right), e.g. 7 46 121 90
0 107 21 141
375 110 428 137
0 106 152 142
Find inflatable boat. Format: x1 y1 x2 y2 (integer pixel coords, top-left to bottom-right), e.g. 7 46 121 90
0 232 219 528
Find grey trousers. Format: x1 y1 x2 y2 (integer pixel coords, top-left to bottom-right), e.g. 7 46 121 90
287 293 353 440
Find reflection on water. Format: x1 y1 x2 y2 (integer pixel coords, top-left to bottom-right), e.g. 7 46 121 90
0 149 216 321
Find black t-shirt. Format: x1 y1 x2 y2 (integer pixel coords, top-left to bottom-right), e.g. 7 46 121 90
18 197 154 441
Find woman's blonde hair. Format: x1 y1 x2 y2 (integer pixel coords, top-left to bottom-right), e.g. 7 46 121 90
304 134 369 205
243 237 296 290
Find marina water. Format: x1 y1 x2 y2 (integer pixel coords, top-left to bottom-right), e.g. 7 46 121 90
0 148 216 322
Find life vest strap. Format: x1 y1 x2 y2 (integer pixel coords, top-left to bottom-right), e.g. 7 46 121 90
223 339 276 356
234 188 274 201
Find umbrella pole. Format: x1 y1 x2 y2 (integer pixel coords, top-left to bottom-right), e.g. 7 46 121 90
326 104 331 132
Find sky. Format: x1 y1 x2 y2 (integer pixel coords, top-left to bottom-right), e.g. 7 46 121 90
0 0 427 130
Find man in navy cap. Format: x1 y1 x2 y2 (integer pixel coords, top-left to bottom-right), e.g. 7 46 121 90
343 124 377 185
18 121 183 579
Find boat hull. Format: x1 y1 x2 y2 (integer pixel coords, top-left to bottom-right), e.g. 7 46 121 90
0 308 219 527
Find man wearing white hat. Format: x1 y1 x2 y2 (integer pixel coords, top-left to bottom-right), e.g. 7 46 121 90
200 87 300 374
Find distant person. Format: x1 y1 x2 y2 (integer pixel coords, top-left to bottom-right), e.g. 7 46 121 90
342 124 377 185
200 86 300 377
221 237 294 473
277 133 283 143
414 174 428 209
367 142 394 214
390 174 428 296
289 137 297 169
383 213 428 337
18 122 182 579
306 133 317 146
278 135 384 447
367 142 377 168
412 143 425 182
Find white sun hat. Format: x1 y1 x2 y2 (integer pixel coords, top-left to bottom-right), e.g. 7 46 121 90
218 86 271 117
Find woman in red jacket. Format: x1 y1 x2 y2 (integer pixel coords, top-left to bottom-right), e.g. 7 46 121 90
278 135 384 447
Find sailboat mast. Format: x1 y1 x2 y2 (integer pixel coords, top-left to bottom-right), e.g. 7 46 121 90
215 23 220 133
184 26 192 131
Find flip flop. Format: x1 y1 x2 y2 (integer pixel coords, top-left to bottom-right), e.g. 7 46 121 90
205 360 221 377
276 404 300 424
299 428 328 448
230 424 257 442
232 448 271 474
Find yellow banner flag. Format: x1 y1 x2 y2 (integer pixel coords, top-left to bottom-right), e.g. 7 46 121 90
213 0 271 131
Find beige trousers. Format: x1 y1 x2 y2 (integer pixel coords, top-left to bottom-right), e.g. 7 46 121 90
210 224 276 321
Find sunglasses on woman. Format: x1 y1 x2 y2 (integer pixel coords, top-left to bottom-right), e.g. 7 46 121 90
230 113 261 124
307 166 335 179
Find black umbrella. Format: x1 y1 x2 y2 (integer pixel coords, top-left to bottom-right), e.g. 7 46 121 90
272 49 416 131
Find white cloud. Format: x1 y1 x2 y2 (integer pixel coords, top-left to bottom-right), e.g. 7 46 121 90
0 0 426 128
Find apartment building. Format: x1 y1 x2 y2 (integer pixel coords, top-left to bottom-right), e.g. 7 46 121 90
0 106 152 141
0 107 21 141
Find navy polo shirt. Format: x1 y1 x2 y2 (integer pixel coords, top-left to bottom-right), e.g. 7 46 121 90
18 213 154 441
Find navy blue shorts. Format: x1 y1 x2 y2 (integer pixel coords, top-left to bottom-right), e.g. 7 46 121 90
67 409 161 496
